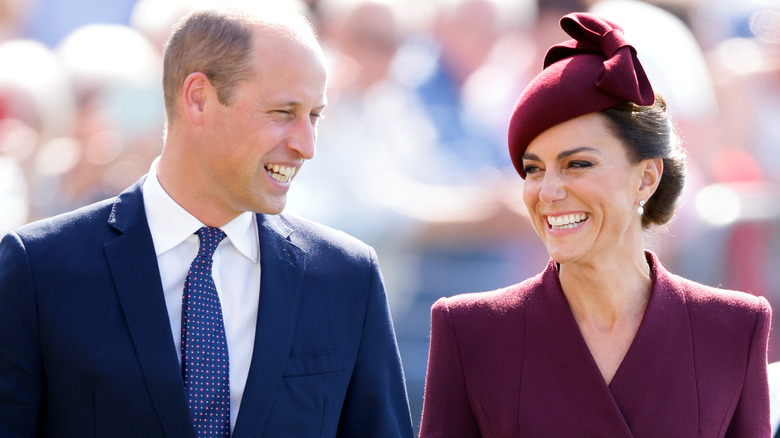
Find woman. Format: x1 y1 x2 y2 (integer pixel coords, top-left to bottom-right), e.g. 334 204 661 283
419 12 771 437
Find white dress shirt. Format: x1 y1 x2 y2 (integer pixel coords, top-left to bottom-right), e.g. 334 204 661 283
142 158 261 432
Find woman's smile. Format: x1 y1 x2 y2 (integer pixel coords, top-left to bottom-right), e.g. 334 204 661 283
547 213 589 230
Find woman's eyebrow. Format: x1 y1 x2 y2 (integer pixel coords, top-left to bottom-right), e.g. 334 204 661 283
522 146 600 162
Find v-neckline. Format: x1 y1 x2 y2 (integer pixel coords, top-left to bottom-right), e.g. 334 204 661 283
554 260 655 388
516 252 699 436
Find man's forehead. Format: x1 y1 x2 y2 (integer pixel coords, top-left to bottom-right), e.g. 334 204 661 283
260 84 327 108
249 28 326 75
250 23 322 57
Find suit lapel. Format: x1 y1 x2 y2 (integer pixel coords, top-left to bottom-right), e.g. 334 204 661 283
232 214 305 438
104 180 196 438
519 260 635 437
608 252 698 436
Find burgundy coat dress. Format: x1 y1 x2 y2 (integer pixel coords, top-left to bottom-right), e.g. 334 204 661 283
419 252 771 437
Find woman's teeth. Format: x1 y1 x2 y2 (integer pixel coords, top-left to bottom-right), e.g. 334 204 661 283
265 164 296 183
548 213 588 229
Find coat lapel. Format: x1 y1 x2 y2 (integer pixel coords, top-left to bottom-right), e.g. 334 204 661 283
519 260 635 437
103 179 196 438
232 214 305 438
608 252 698 436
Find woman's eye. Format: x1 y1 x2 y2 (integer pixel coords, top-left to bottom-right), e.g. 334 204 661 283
568 160 592 169
523 164 541 174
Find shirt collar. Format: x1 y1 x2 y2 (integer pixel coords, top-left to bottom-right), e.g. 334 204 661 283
142 157 259 263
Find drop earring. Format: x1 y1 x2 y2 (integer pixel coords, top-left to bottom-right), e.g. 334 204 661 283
637 200 646 216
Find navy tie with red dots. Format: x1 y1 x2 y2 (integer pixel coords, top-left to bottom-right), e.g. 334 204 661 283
181 227 230 437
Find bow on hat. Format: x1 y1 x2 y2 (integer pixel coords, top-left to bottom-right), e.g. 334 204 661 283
507 12 655 177
546 14 654 106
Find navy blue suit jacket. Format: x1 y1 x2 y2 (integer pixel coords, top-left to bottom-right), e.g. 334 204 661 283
0 178 413 437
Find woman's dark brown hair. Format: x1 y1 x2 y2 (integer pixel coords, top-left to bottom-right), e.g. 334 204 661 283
601 93 687 229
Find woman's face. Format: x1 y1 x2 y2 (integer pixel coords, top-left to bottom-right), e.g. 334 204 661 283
521 112 645 265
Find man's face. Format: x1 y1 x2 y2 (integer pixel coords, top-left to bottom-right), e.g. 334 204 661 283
197 28 327 218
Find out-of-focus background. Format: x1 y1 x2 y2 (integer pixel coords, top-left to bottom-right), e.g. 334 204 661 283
1 0 779 431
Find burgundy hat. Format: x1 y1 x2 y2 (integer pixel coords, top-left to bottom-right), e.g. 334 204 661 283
508 12 654 177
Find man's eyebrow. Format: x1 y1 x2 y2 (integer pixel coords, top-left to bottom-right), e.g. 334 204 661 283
271 101 327 111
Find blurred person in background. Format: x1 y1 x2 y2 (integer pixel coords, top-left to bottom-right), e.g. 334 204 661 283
0 0 26 41
695 5 780 298
19 0 136 47
27 23 165 219
420 12 771 436
402 0 534 177
0 133 27 236
0 38 75 232
0 78 31 236
0 5 413 437
287 0 430 245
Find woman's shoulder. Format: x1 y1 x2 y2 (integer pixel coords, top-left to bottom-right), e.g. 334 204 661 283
432 266 549 319
652 258 770 329
664 270 769 316
649 251 768 314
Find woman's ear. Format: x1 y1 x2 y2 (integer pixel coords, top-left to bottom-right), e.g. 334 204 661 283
639 157 663 198
180 72 211 126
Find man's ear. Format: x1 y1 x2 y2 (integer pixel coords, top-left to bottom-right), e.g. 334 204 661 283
181 72 211 126
638 157 663 199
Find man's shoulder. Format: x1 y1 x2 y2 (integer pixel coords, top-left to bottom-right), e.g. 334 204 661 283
271 212 373 258
11 178 147 246
12 197 118 244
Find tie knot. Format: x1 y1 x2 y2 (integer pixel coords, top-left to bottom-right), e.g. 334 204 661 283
196 226 226 259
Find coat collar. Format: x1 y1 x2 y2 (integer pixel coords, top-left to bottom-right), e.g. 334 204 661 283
608 251 698 435
104 177 197 438
231 214 306 438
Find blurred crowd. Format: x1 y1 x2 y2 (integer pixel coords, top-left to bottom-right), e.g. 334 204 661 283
1 0 779 431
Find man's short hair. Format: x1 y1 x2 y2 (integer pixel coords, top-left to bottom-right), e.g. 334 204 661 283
162 7 318 124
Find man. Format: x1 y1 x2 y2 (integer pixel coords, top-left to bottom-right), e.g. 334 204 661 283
0 6 414 437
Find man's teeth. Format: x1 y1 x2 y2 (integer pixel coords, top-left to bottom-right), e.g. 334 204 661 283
265 164 296 183
547 213 588 229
